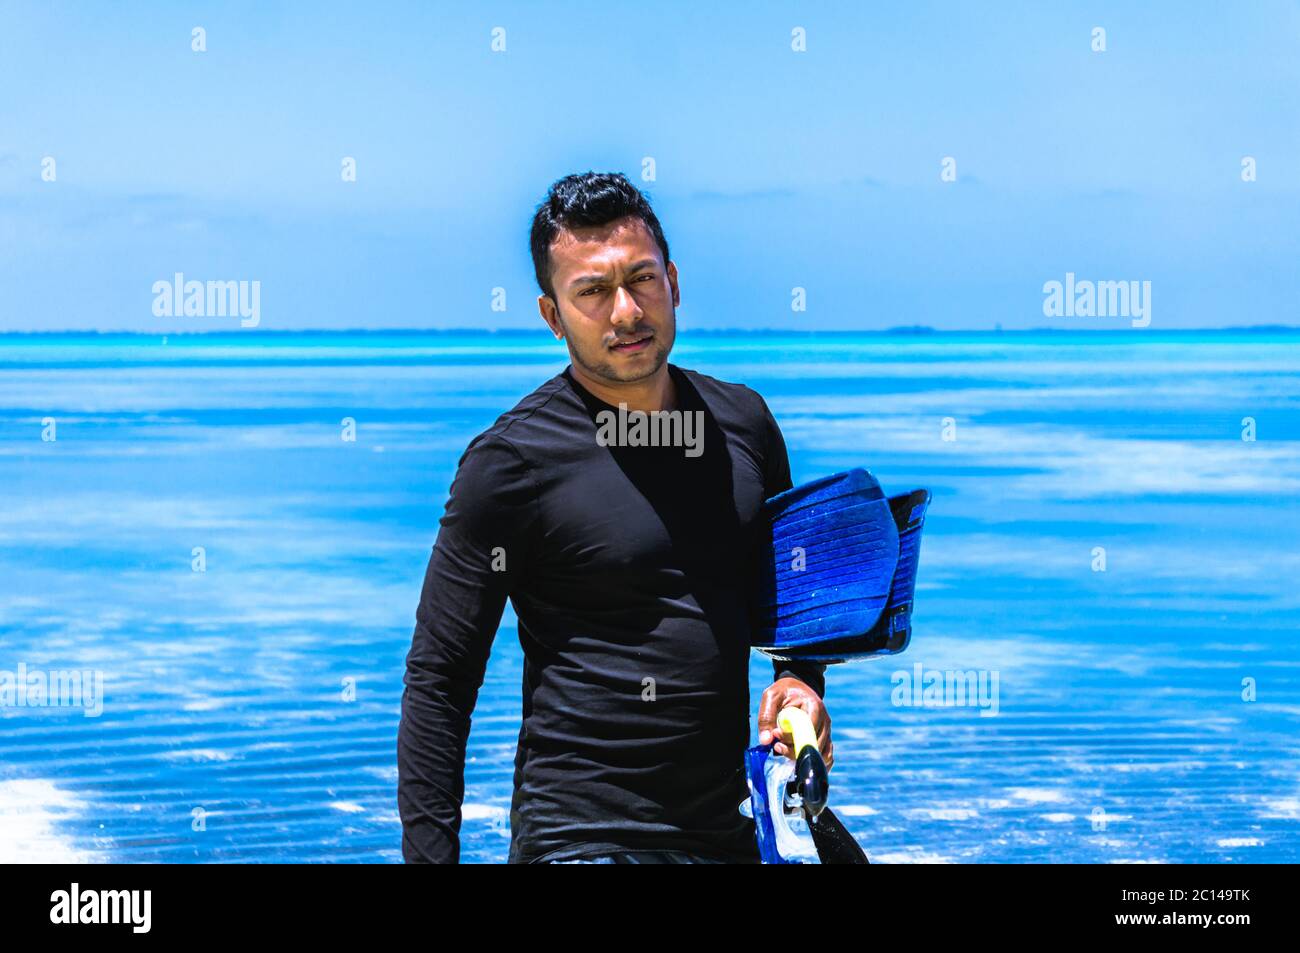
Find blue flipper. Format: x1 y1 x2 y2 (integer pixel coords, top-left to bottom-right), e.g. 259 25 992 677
752 469 931 663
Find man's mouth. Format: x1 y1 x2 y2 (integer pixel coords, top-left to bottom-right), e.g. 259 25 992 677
610 332 653 353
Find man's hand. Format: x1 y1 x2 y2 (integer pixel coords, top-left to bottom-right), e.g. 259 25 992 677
758 677 833 770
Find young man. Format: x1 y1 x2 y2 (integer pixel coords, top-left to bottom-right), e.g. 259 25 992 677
397 171 833 864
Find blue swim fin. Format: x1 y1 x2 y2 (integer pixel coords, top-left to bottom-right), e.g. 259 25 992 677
752 469 931 663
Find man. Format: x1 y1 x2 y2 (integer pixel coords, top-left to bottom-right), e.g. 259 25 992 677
397 171 833 864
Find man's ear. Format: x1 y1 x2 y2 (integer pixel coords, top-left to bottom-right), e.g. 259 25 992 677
667 261 680 308
538 295 564 340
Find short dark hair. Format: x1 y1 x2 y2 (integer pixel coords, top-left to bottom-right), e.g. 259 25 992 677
529 171 671 301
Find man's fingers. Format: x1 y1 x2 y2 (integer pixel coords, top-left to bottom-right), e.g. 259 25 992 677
774 740 831 766
760 680 834 763
757 688 784 744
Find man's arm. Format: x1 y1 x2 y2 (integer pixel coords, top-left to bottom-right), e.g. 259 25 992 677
757 393 827 700
396 434 536 863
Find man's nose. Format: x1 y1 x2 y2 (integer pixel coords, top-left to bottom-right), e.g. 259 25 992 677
609 284 643 328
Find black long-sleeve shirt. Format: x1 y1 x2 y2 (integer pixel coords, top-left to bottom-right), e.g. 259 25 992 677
396 362 825 863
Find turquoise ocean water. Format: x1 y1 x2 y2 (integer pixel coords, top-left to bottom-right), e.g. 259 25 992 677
1 330 1297 863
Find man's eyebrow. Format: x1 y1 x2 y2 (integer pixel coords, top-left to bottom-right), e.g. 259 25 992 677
569 258 660 288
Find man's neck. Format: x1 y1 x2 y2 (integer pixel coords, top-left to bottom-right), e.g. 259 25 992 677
569 363 677 414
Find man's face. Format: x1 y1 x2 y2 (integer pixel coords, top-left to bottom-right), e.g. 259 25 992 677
538 216 679 384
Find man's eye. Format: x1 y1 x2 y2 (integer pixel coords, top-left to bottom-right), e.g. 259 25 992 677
580 276 651 296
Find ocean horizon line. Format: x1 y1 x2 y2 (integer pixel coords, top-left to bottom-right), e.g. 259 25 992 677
2 325 1298 339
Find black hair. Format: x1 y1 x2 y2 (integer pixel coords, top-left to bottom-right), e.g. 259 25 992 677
529 171 671 301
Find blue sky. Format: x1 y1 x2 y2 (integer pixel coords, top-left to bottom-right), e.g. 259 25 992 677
2 0 1297 331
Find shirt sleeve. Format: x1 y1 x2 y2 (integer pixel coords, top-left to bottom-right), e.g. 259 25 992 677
396 433 537 863
756 393 827 700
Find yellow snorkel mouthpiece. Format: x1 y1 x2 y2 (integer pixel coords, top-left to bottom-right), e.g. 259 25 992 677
777 706 828 819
